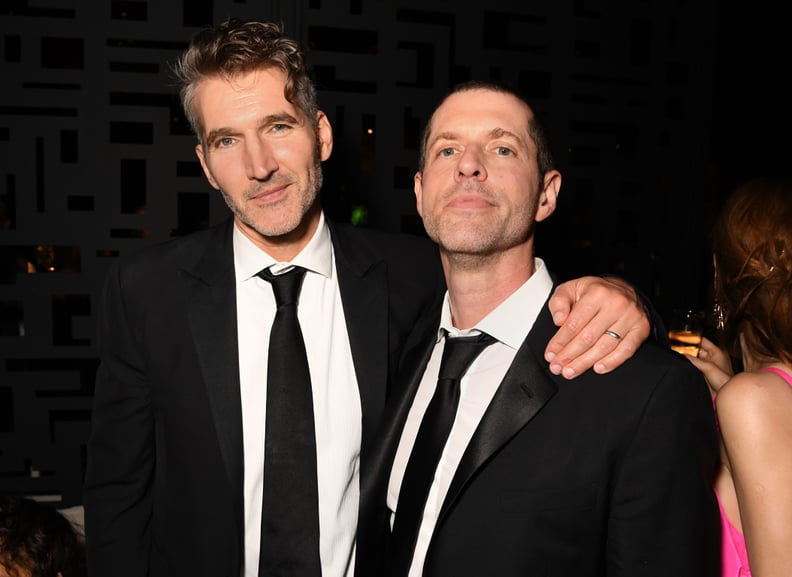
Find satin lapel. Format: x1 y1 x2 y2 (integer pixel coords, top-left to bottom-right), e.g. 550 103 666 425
357 333 436 563
361 335 436 506
180 220 244 499
328 223 389 448
440 305 559 519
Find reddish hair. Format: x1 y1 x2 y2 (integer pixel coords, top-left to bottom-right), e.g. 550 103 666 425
712 177 792 364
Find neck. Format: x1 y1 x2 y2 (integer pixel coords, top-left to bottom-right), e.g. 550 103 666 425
442 246 535 329
238 205 322 262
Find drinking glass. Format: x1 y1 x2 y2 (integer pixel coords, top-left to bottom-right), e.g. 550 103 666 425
668 308 704 356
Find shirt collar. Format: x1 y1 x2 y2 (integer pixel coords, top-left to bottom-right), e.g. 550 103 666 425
438 257 553 349
233 211 334 281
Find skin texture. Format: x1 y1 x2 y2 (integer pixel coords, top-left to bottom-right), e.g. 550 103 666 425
717 365 792 576
414 88 558 329
689 338 792 576
194 67 333 262
685 336 733 396
545 263 648 377
191 65 648 375
415 87 649 367
195 67 650 378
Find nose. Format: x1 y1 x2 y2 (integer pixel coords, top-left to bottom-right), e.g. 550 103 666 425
244 137 278 180
456 147 487 182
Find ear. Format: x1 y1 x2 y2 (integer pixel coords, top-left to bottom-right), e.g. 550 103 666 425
195 143 220 190
535 170 561 222
316 111 334 161
413 171 424 217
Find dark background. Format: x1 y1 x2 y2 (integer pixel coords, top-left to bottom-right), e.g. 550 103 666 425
0 0 789 505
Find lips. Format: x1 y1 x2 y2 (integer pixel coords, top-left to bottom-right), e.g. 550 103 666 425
446 192 494 209
249 182 290 203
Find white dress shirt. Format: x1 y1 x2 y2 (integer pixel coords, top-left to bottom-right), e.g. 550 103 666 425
235 212 361 577
387 258 553 576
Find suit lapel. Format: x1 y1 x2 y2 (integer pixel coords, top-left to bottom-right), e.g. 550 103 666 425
357 332 437 571
440 305 559 519
175 220 393 504
363 333 436 499
328 223 390 447
180 220 244 499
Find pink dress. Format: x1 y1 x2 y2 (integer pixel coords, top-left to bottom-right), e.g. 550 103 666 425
716 366 792 577
717 491 751 577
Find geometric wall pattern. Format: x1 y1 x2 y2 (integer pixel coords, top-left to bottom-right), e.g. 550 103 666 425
1 0 722 506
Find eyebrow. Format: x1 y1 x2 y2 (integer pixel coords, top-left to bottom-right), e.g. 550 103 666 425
204 127 234 145
263 112 300 125
429 127 525 148
489 127 524 144
204 112 300 144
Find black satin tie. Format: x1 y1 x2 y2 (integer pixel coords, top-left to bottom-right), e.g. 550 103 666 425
258 266 321 577
388 331 496 576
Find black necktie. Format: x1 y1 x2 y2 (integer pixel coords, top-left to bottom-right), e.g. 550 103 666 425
258 266 321 577
388 331 496 576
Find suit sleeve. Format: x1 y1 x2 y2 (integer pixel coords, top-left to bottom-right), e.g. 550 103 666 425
84 261 154 577
607 361 721 576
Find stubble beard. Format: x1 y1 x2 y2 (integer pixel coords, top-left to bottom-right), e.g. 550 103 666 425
424 198 536 270
220 157 324 239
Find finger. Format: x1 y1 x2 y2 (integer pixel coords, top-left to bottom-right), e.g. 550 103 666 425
697 337 717 357
591 330 643 375
545 277 612 358
683 354 730 395
545 282 612 359
547 295 646 367
548 318 628 376
545 275 650 375
553 327 641 379
545 302 603 368
696 337 734 376
546 283 575 327
684 354 709 371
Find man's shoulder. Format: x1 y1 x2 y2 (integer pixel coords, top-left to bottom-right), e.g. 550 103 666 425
117 220 231 267
554 339 703 397
614 340 701 378
586 342 710 408
327 220 439 263
99 220 233 293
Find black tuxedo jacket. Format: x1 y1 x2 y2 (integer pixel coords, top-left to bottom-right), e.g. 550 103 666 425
357 292 721 577
84 217 445 577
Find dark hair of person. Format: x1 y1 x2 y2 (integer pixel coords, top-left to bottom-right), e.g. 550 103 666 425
712 176 792 364
0 495 86 577
417 80 556 181
172 18 319 142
